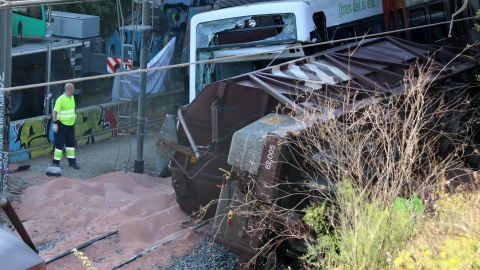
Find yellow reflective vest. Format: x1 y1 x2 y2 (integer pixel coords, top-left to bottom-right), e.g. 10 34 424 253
54 93 76 126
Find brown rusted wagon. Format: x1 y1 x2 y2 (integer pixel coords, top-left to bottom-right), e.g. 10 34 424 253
157 36 479 269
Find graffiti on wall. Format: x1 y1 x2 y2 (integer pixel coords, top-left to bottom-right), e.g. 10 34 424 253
75 106 118 143
13 116 51 150
9 106 118 162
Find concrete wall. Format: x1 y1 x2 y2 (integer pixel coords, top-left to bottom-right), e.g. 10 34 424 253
9 90 186 162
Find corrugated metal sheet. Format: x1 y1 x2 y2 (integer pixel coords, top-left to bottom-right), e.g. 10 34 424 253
165 36 479 218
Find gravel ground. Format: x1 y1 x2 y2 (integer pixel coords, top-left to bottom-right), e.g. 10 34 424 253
6 123 162 200
2 122 239 269
158 240 238 270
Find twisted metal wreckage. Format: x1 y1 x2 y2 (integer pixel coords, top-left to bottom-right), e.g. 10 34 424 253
156 36 480 269
1 36 479 270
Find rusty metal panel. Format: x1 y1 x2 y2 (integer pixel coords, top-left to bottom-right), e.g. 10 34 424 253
170 83 270 217
161 36 480 270
212 180 251 249
167 36 479 220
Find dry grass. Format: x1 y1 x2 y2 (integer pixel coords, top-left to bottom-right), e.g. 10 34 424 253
292 56 480 269
193 49 480 269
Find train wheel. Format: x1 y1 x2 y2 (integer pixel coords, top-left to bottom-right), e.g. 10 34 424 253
9 68 32 121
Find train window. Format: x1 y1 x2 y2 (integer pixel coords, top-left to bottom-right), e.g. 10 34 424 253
388 10 395 31
364 18 383 34
397 9 406 39
331 25 356 46
410 7 428 43
457 0 466 36
429 2 448 42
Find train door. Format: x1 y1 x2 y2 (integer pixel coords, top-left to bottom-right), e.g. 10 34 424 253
397 7 408 39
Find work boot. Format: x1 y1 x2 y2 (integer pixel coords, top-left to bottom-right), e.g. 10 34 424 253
51 163 59 167
69 163 80 170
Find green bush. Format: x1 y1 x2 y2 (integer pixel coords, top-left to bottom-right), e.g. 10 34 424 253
302 180 424 269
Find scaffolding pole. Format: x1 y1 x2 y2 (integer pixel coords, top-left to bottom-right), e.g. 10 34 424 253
134 0 150 173
0 8 12 197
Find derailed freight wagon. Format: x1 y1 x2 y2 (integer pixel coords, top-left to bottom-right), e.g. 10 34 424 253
156 36 479 269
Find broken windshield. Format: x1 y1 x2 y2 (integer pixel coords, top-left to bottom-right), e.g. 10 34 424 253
196 13 297 49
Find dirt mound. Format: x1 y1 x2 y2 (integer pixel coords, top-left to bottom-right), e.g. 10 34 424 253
11 172 200 270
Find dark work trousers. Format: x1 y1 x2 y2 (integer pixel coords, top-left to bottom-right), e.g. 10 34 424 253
52 121 76 165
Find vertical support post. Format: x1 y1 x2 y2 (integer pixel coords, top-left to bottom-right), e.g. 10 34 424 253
134 0 149 173
46 42 52 115
0 8 12 197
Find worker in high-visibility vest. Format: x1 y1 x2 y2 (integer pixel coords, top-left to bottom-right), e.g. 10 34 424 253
52 83 80 170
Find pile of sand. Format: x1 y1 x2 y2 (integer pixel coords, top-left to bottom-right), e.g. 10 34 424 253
11 172 201 269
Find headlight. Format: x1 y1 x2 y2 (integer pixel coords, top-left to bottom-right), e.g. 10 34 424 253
236 21 246 28
247 18 257 28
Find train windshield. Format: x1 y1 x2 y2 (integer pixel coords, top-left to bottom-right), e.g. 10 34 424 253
196 13 297 50
194 13 297 94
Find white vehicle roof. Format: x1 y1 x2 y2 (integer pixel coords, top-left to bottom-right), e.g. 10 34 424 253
191 1 315 40
193 0 383 29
